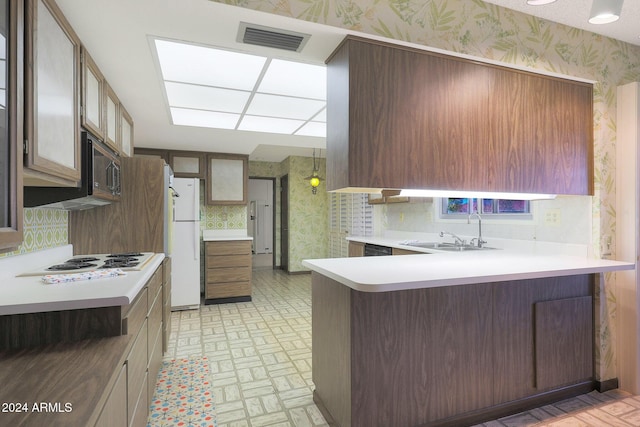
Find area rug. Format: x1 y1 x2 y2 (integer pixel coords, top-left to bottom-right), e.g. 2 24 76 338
147 356 217 427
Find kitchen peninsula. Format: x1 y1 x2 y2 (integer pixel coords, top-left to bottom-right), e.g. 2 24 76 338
302 251 633 427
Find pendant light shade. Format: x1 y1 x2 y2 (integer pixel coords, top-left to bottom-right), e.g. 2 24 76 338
588 0 623 24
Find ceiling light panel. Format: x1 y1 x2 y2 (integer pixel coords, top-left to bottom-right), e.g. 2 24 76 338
165 81 250 113
239 115 306 134
171 107 240 129
313 108 326 122
155 39 266 91
295 122 326 137
258 59 326 99
246 93 325 120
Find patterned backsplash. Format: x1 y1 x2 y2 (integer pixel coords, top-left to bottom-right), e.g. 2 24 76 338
0 208 68 258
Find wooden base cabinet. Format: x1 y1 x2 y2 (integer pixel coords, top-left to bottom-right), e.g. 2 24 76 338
205 240 252 303
95 364 127 427
312 273 595 427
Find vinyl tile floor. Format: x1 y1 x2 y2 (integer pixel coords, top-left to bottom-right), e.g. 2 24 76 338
155 268 640 427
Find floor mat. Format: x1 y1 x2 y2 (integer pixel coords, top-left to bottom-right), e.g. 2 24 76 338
147 356 217 427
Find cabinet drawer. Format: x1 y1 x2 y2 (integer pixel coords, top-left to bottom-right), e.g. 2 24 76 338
94 363 127 427
147 267 162 311
122 288 147 336
206 253 251 268
206 281 251 299
127 318 148 423
148 323 163 402
129 371 149 427
206 241 251 256
147 290 162 362
207 267 251 283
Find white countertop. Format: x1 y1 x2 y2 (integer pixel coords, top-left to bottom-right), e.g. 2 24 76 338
202 229 253 241
303 242 634 293
0 246 165 315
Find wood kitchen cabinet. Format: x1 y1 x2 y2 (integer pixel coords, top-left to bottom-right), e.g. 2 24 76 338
94 364 127 427
120 103 134 157
0 0 24 252
81 47 105 141
326 36 593 196
24 0 82 186
312 273 595 427
348 241 365 257
205 240 252 303
170 150 205 178
206 153 248 205
104 82 120 153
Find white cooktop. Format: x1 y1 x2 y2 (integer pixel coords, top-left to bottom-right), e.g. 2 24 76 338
17 252 156 277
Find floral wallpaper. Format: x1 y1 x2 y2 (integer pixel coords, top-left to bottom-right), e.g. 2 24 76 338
0 209 68 258
281 156 328 272
213 0 640 382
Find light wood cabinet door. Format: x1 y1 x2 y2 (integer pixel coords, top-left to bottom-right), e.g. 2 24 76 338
120 103 134 157
94 364 127 427
81 47 105 140
104 82 120 153
206 153 248 205
25 0 81 186
0 0 24 252
170 151 205 178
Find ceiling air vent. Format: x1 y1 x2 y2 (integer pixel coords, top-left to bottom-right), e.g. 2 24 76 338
238 22 310 52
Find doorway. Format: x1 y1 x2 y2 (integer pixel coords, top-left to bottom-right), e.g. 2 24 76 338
280 174 289 272
248 178 276 268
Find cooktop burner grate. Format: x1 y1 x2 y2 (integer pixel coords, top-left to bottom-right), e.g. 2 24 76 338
66 257 100 263
47 262 98 271
108 252 143 258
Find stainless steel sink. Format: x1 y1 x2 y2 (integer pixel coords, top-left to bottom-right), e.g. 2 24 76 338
402 241 498 251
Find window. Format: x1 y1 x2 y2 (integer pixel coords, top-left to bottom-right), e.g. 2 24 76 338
442 198 531 219
329 193 373 257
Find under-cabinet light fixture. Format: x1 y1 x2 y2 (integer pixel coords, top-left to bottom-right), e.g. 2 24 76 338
398 189 557 200
526 0 557 5
588 0 623 24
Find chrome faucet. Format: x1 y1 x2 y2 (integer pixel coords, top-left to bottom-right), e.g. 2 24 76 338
439 231 466 246
468 211 486 248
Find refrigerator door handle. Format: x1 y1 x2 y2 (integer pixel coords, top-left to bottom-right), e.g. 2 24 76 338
194 225 199 261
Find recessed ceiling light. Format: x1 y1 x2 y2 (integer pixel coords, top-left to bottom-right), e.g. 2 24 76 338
239 116 306 134
170 108 239 129
154 38 327 137
165 82 250 113
295 122 326 137
259 59 326 99
527 0 557 5
155 39 266 91
246 94 325 120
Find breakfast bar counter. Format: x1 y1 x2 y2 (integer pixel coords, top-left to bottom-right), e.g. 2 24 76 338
303 253 633 427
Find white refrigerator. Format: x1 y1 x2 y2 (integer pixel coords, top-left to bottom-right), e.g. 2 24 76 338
171 178 201 310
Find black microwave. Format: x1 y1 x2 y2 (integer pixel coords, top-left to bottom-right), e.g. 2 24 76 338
24 131 121 210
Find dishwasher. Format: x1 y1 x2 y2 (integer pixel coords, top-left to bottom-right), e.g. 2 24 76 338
363 243 393 256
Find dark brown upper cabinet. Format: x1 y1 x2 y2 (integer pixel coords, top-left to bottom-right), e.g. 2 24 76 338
0 0 24 252
119 103 133 157
80 47 105 141
326 36 594 196
24 0 81 186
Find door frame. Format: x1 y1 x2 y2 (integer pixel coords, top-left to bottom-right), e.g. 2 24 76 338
280 174 289 272
248 176 277 268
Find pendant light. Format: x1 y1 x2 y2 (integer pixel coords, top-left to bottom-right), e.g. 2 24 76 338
588 0 623 24
305 149 324 195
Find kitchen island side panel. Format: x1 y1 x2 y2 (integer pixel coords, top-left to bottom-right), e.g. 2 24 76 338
311 272 352 427
350 283 494 427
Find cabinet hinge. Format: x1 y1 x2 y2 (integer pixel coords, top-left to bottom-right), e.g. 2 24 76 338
23 139 28 155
